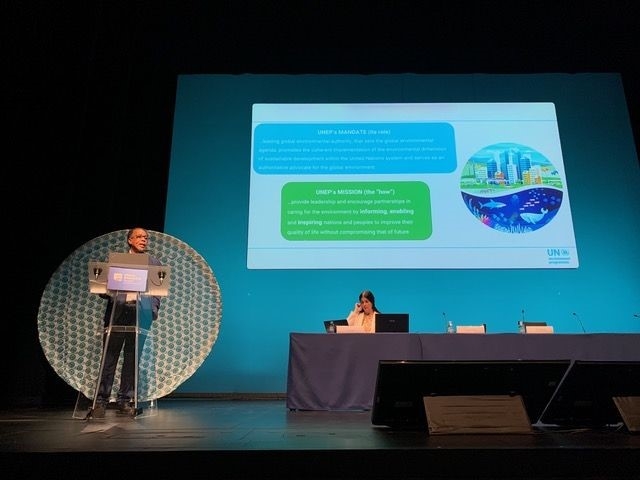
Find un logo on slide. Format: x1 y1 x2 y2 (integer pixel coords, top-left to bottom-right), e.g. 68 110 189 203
460 142 564 234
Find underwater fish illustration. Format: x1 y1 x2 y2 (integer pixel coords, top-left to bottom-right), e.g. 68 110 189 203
479 199 506 209
520 207 549 224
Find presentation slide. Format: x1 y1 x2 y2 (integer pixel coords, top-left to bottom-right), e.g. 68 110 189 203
248 103 578 269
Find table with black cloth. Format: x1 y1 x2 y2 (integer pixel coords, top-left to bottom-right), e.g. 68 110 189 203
286 333 640 411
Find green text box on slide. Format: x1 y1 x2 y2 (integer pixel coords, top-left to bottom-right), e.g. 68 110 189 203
281 181 432 241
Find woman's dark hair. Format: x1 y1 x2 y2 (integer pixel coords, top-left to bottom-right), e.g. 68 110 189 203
359 290 380 312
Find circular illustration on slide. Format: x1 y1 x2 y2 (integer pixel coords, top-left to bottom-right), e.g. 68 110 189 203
460 142 564 233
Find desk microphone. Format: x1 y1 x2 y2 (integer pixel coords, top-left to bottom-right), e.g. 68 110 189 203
572 312 586 333
521 309 525 321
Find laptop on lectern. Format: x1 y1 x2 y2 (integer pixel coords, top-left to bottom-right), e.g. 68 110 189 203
108 252 150 266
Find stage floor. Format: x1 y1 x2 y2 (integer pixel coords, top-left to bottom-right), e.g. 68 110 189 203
2 398 639 479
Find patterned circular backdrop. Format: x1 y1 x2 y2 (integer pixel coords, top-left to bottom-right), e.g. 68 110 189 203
37 230 222 401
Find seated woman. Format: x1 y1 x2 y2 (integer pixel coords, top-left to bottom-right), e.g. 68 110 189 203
346 290 380 333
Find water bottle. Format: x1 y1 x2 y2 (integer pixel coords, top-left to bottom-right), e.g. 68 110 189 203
518 320 525 334
446 320 455 334
328 321 336 333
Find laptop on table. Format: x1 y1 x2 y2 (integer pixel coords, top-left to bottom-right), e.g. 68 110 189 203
375 313 409 333
323 319 349 333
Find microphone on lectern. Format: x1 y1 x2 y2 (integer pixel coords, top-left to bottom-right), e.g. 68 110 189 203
158 270 166 284
93 267 102 279
572 312 586 333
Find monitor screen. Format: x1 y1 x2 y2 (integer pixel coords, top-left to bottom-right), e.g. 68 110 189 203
539 360 640 428
371 359 570 429
375 313 409 333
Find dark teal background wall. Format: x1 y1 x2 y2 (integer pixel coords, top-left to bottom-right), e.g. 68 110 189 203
166 73 639 393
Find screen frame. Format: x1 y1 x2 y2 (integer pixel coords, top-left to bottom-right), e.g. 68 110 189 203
371 359 571 430
539 360 640 427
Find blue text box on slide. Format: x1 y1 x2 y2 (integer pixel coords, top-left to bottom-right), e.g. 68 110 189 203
253 123 456 174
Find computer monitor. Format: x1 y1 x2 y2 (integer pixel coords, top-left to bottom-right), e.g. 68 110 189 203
375 313 409 333
539 360 640 428
371 359 570 430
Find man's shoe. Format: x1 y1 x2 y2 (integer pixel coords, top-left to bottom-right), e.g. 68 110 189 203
92 403 106 419
117 402 134 415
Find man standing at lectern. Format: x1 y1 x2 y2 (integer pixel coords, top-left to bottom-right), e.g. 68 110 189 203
92 227 162 418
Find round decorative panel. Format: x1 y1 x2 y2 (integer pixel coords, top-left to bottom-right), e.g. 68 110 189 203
37 230 222 401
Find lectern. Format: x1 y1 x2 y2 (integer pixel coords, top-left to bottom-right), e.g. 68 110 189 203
74 254 170 419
